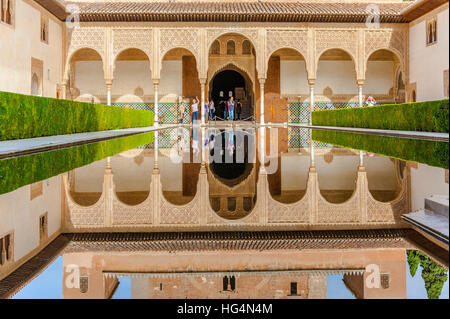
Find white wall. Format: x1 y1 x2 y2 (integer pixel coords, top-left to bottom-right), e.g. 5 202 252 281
280 60 309 95
112 61 152 96
0 176 62 262
281 60 394 96
75 60 182 101
409 4 449 101
316 61 358 94
410 164 449 211
364 61 395 95
0 0 62 96
159 60 182 98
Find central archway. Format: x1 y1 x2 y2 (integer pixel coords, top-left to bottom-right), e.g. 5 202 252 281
209 68 254 120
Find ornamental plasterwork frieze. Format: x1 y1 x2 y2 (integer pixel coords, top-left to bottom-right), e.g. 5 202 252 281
159 28 201 62
315 29 358 64
266 29 308 62
66 27 107 62
364 28 407 75
112 28 153 64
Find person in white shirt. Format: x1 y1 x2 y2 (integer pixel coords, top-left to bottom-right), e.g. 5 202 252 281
191 97 199 124
366 96 376 107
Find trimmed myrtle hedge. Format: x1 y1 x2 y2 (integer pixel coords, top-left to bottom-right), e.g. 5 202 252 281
0 132 154 195
312 100 449 133
0 91 154 141
312 129 448 169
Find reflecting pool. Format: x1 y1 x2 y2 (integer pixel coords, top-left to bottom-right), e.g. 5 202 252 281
0 126 448 299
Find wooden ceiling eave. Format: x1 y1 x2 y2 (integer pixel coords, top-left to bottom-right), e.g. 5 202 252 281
76 12 406 23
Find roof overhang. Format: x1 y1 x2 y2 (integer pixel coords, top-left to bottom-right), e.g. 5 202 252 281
401 0 449 21
34 1 415 23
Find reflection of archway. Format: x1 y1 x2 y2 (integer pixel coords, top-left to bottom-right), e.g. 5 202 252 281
209 66 254 120
208 129 257 220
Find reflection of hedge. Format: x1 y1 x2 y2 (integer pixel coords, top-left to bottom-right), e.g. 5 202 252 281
407 250 448 299
312 100 449 133
0 91 154 141
0 132 153 195
312 129 449 169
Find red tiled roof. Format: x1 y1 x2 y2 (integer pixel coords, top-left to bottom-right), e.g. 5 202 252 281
63 2 411 23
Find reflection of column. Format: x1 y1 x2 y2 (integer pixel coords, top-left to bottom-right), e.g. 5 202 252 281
201 127 207 165
200 79 206 125
357 80 364 107
153 130 159 172
153 80 159 125
308 80 315 125
152 130 160 225
106 80 112 106
259 126 266 173
104 156 113 227
259 78 265 124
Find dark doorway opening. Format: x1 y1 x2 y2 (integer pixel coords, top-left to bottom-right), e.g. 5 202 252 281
210 70 253 120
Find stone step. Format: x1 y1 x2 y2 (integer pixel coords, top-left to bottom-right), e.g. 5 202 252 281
425 195 449 217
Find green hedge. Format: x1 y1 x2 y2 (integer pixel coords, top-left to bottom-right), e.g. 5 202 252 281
0 132 154 195
312 129 448 169
312 100 449 133
0 91 154 141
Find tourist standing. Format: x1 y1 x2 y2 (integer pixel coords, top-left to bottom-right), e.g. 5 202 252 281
366 96 376 107
191 97 199 124
236 99 242 120
228 97 235 121
178 97 185 124
209 99 215 120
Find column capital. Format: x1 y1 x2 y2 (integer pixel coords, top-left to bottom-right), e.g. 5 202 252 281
258 78 266 85
357 79 365 87
308 79 316 87
152 79 160 85
199 78 207 85
105 79 113 86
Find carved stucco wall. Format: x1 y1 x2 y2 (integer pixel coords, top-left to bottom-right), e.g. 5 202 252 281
64 25 409 86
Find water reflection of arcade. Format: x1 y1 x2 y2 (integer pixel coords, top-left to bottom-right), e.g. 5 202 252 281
208 129 257 219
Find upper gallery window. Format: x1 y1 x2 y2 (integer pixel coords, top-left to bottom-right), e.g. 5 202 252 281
41 14 49 44
210 40 220 55
426 17 437 45
227 40 236 55
0 0 14 25
242 40 251 55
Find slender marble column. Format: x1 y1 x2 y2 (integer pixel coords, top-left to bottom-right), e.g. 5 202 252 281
357 80 364 107
200 80 206 125
106 81 112 106
308 80 315 125
259 78 266 124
